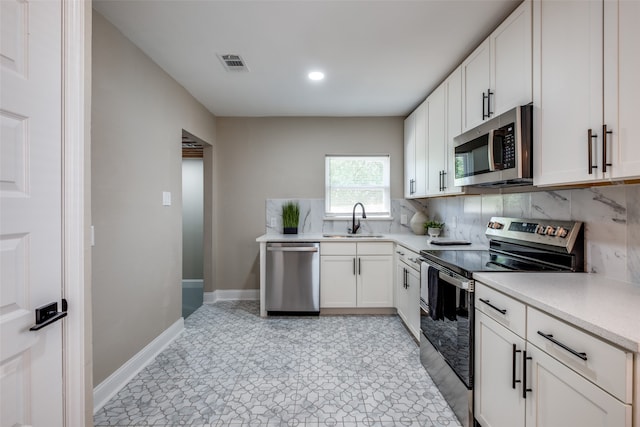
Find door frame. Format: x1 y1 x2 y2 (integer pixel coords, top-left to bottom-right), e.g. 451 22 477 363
62 0 90 425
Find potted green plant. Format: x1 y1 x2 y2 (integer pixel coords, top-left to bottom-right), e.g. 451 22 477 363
282 201 300 234
424 220 444 238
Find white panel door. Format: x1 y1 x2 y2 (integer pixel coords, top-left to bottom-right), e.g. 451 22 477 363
445 67 464 195
0 0 64 425
403 111 416 198
413 101 428 197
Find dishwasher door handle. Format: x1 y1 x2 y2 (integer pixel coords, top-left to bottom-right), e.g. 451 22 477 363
267 247 319 252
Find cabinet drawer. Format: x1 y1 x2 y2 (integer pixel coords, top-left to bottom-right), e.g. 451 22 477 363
475 282 526 338
395 245 420 271
527 307 633 404
357 242 394 256
320 242 357 256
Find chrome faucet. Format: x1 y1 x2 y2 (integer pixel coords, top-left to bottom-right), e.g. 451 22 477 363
350 202 367 234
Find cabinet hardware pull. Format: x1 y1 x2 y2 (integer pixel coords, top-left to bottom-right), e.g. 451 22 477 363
588 129 598 174
603 124 613 173
441 170 446 191
482 91 489 119
353 258 356 275
537 331 588 361
478 298 507 315
487 89 494 118
522 350 532 399
512 344 522 389
358 258 361 275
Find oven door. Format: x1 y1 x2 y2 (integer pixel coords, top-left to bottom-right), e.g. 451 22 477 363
420 263 474 388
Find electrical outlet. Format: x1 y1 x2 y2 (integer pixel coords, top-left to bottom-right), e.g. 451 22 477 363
450 216 458 229
270 217 277 227
400 214 408 225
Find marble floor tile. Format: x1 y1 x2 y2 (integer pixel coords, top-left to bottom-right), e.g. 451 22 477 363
94 301 461 427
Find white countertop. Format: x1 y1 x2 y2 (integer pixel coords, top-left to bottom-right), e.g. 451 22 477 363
474 272 640 353
255 233 487 253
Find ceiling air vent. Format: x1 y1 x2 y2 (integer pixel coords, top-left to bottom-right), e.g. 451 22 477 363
217 54 249 72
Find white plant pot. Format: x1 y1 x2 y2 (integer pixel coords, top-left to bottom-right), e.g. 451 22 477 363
428 227 442 238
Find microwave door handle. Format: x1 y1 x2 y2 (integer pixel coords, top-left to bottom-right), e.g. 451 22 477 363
487 129 497 171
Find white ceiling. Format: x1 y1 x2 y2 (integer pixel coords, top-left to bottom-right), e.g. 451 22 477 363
93 0 521 117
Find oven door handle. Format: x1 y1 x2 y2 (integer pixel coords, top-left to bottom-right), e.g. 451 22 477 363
438 271 471 290
488 129 497 171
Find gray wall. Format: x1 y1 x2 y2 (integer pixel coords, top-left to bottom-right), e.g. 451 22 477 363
214 117 404 292
182 159 204 279
91 11 217 385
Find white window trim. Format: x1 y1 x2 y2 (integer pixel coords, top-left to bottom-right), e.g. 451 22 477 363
324 154 391 218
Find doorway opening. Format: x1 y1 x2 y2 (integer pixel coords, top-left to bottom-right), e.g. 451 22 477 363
181 130 211 318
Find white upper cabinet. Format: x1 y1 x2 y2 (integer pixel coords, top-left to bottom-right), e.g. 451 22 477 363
426 83 446 195
533 0 640 186
533 0 605 186
491 1 532 117
606 0 640 180
444 66 465 196
462 1 532 132
404 100 428 198
462 39 491 131
403 111 416 198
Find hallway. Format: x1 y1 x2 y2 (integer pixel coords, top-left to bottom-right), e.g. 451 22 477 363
94 301 460 426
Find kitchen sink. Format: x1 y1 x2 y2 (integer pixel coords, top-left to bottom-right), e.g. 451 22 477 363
322 233 385 239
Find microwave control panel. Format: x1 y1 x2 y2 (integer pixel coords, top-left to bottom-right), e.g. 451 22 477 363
501 123 516 169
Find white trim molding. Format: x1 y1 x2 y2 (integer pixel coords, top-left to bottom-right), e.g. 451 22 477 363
93 318 184 414
62 0 90 425
204 289 260 304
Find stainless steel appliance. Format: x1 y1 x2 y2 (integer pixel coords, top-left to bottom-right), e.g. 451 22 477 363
419 217 584 427
266 242 320 314
454 104 532 188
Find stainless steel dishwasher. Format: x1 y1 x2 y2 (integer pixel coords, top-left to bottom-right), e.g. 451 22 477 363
266 242 320 314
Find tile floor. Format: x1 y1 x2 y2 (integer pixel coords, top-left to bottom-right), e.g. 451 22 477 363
94 301 461 427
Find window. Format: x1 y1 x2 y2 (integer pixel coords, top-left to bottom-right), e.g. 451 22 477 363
325 155 390 217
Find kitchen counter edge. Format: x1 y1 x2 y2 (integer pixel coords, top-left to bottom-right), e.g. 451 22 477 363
474 271 640 353
255 233 486 254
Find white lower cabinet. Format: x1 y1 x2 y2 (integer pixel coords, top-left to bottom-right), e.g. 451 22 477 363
320 242 393 308
475 282 633 427
526 344 631 427
395 245 420 339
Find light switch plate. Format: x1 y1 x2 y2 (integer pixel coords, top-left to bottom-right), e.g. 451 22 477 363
400 214 408 225
162 191 172 206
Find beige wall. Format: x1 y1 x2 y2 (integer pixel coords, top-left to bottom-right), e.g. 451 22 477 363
214 117 404 292
91 11 217 385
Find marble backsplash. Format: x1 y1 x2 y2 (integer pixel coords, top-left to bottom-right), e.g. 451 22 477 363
426 184 640 285
265 199 429 236
265 183 640 285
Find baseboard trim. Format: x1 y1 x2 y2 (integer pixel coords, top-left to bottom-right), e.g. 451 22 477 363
204 289 259 304
93 317 184 414
320 307 397 316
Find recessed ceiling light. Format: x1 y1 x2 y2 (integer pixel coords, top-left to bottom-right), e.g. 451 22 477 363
308 71 325 81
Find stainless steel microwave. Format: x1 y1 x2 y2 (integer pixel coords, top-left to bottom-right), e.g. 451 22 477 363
453 104 532 187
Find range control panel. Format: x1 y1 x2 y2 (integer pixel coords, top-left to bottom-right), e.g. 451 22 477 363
486 217 582 252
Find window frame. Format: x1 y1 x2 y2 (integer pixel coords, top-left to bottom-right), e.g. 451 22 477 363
324 154 391 218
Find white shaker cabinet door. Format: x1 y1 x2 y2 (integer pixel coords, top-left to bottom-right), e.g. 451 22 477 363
475 311 526 427
462 39 490 132
320 256 356 307
357 255 393 308
525 344 631 427
491 0 532 117
608 0 640 179
533 0 604 186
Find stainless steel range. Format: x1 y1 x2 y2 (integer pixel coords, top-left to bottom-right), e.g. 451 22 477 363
418 217 584 427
